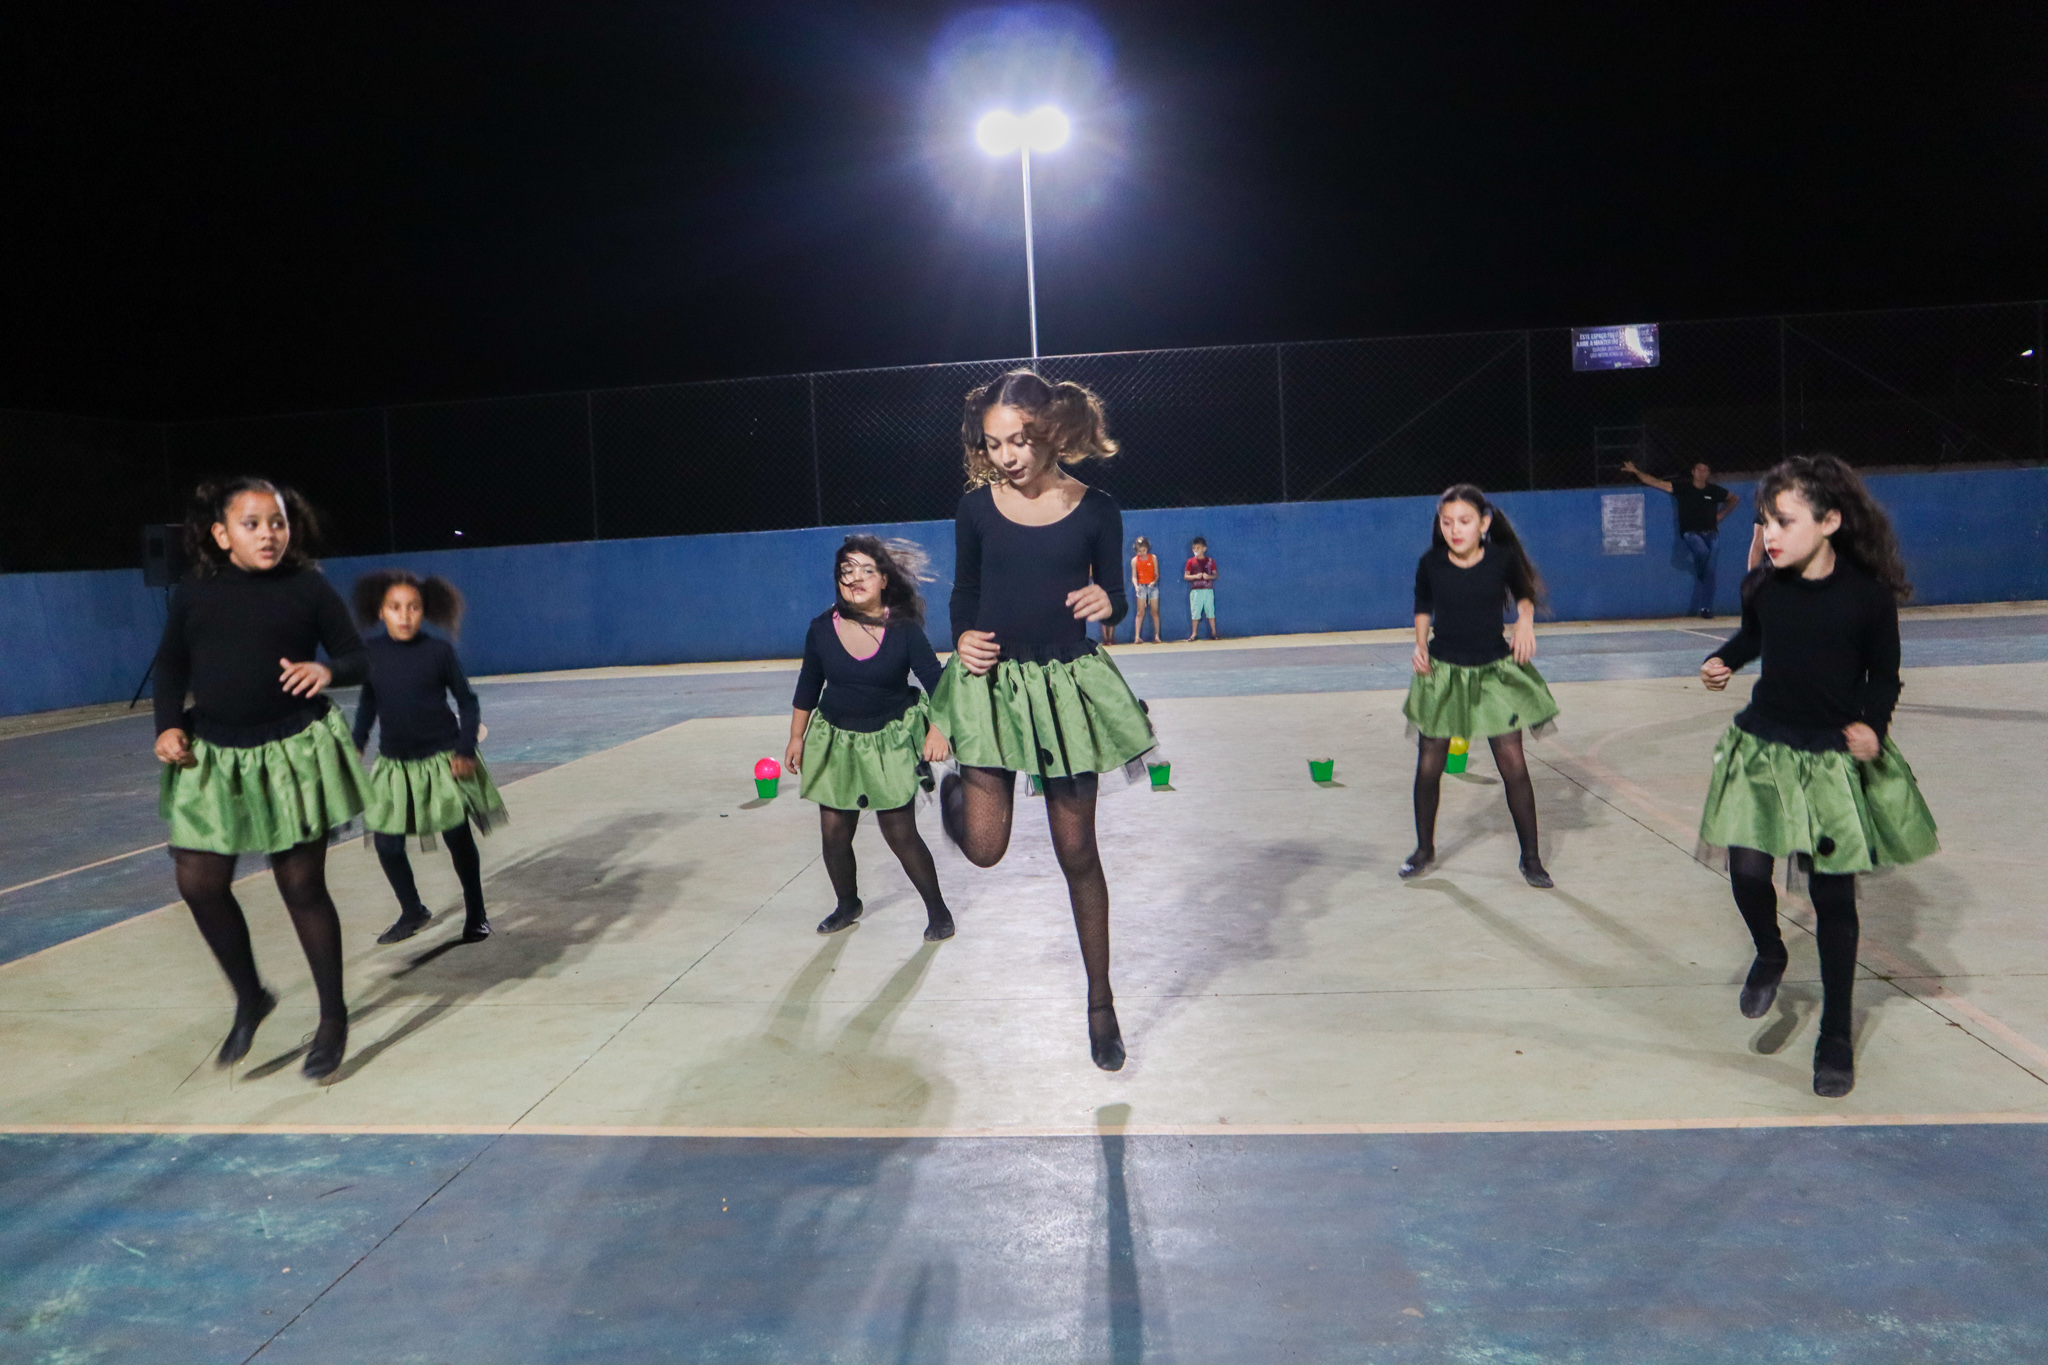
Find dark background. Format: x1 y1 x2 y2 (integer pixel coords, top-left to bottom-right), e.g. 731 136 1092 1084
3 4 2045 571
4 1 2045 419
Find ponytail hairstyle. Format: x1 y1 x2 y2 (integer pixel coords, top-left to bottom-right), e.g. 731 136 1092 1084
834 535 932 627
351 569 467 637
1755 453 1911 602
184 476 324 577
960 368 1119 489
1430 483 1547 610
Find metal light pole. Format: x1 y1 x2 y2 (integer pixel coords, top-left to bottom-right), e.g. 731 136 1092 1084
977 106 1070 360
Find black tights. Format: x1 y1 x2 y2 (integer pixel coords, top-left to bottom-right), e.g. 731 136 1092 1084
819 804 948 920
1727 846 1859 1040
948 766 1113 1012
1412 732 1542 862
173 840 347 1024
374 825 487 929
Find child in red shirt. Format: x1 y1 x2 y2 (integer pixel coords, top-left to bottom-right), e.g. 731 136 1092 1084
1184 536 1219 640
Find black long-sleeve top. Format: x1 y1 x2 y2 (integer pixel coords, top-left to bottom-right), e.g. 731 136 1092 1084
352 633 481 759
1707 561 1903 750
153 565 367 746
948 484 1128 659
1413 546 1514 666
792 611 943 732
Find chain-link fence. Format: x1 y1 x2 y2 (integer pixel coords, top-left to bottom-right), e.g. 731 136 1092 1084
6 300 2043 572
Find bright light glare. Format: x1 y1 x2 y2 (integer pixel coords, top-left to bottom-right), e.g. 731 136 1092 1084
975 110 1022 155
2024 348 2036 358
1023 105 1070 151
975 105 1070 155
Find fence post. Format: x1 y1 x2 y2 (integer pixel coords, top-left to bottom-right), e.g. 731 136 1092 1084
2038 300 2044 463
808 374 824 526
160 423 174 519
584 392 600 541
1275 344 1289 502
381 409 397 553
1523 331 1535 490
1776 316 1788 459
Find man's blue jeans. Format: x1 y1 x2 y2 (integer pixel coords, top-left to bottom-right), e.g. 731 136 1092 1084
1683 531 1717 615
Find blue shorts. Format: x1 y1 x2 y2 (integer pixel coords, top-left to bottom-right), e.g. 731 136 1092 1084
1189 588 1216 620
1134 582 1158 604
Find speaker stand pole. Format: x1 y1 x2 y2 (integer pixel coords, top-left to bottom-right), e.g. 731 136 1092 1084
129 585 172 709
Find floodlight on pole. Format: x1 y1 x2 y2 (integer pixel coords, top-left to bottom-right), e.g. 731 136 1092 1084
976 105 1070 359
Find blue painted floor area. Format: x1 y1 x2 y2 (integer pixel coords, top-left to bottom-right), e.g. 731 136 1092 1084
6 1126 2046 1363
5 615 2044 967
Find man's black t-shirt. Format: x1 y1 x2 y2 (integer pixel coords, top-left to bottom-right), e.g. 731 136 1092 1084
1673 481 1732 535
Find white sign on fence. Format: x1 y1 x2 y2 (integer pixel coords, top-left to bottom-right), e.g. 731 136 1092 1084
1601 492 1646 555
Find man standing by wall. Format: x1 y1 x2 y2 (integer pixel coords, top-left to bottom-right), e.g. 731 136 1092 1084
1621 459 1740 618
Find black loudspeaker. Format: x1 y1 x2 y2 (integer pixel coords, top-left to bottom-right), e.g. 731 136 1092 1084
141 523 189 587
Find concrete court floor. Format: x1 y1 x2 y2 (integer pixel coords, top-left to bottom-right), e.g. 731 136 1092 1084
5 611 2048 1362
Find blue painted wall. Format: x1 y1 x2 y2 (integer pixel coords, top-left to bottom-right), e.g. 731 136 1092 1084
6 466 2044 717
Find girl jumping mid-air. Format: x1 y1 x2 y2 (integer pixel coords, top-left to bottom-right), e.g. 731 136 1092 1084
351 570 506 947
932 369 1156 1071
1401 484 1559 888
1698 454 1938 1098
785 536 956 942
153 477 369 1081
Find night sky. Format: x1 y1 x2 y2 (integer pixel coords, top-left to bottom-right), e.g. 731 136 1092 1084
4 2 2043 420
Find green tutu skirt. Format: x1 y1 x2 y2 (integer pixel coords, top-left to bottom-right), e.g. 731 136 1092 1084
1403 657 1560 740
799 700 932 812
363 750 507 843
929 649 1155 780
1697 724 1939 877
159 706 369 855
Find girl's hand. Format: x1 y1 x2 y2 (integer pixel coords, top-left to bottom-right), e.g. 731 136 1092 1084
155 728 196 767
784 734 804 775
922 725 951 763
955 630 1001 676
1843 722 1880 762
1065 583 1112 622
1700 658 1733 691
1510 618 1537 664
279 658 333 698
449 754 477 780
1411 643 1431 676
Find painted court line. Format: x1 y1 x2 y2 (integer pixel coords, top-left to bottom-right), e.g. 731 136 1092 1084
0 841 168 898
5 1113 2048 1139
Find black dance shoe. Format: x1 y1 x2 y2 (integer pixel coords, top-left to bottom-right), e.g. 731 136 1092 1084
1739 946 1789 1019
1398 848 1436 879
1519 857 1555 889
376 907 432 945
817 900 863 935
1088 1003 1126 1072
924 905 956 942
303 1017 348 1082
1813 1034 1855 1098
461 918 493 944
217 987 278 1069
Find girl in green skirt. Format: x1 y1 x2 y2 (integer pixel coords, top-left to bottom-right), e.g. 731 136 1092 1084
351 570 505 947
932 370 1157 1071
1402 485 1560 887
1699 455 1937 1098
784 536 955 942
153 477 369 1081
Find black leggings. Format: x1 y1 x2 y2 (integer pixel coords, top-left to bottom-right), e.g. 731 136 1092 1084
819 803 947 918
1412 731 1542 861
173 840 347 1023
374 824 487 929
1727 846 1859 1041
949 766 1113 1011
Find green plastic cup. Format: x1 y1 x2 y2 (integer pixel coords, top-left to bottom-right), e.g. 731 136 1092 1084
755 776 780 799
1308 758 1334 783
1445 736 1469 775
1148 762 1171 789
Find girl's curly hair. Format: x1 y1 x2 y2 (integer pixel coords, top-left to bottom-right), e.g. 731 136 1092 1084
834 535 932 627
183 476 324 577
960 368 1118 489
351 569 467 636
1756 454 1912 602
